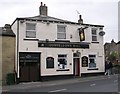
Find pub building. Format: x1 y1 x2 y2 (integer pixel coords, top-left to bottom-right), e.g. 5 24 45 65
11 2 105 82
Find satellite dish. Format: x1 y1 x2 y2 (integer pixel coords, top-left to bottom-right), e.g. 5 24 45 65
99 31 105 36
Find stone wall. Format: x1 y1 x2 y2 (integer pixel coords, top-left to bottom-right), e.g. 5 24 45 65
2 36 15 85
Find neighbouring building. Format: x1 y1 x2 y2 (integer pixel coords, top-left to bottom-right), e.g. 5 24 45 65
118 1 120 41
11 2 105 82
104 39 120 65
0 24 16 85
117 41 120 64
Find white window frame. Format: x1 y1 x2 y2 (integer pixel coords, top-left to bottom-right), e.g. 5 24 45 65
26 23 36 38
58 54 67 69
89 55 96 68
91 28 97 41
57 25 66 39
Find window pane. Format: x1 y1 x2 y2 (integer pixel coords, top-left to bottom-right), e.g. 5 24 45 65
26 23 36 38
58 26 65 32
58 55 67 69
57 26 66 39
26 23 36 30
89 55 96 68
92 29 97 35
57 33 66 39
92 36 97 41
26 31 36 38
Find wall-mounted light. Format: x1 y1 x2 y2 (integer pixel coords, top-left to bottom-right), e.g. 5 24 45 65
76 50 81 56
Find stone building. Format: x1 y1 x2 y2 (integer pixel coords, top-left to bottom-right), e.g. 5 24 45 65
104 39 120 65
0 24 15 85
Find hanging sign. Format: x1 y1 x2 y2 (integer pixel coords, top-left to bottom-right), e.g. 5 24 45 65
78 28 85 41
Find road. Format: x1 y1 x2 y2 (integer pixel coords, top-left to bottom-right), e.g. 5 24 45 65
2 75 120 93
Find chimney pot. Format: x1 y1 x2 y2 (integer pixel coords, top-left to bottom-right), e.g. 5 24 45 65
78 15 83 24
41 2 43 6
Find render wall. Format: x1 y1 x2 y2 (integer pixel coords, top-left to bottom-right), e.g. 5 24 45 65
12 20 105 77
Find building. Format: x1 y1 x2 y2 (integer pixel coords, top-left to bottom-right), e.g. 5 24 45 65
118 1 120 41
0 24 15 85
104 39 120 65
11 2 105 82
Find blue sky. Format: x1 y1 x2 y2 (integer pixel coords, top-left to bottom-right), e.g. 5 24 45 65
0 0 119 43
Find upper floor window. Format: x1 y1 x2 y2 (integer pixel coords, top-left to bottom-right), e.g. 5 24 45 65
57 25 66 39
26 23 36 38
91 28 97 41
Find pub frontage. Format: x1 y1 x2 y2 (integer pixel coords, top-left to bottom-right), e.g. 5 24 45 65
11 2 105 82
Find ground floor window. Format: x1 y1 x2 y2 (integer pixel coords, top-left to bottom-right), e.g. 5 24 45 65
58 54 67 69
89 55 96 68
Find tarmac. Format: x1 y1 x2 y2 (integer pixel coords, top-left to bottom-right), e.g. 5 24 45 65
1 75 112 91
2 74 119 92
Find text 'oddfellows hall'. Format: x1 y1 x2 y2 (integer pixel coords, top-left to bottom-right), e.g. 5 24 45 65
11 2 105 82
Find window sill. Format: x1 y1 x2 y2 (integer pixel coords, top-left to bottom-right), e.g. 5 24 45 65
56 69 70 71
55 40 70 42
91 42 99 44
87 68 98 70
24 38 39 41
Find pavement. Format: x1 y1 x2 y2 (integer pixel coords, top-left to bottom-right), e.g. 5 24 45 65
2 74 120 92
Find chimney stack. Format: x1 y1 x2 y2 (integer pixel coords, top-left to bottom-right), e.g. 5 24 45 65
39 2 48 16
78 15 83 24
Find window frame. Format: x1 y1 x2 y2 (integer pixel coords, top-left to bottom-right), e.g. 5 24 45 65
91 28 97 41
46 57 54 69
26 23 36 38
88 55 96 68
57 25 66 39
57 54 67 69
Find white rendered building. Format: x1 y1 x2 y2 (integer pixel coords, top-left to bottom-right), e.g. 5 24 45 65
12 2 105 82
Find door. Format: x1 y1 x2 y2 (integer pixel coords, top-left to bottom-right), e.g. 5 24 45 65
19 52 40 82
73 58 80 76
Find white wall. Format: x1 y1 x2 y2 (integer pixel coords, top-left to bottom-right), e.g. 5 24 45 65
12 20 105 77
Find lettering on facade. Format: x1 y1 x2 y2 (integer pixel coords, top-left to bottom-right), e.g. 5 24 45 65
19 53 40 63
38 42 89 48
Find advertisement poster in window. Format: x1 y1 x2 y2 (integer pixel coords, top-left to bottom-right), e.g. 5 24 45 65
82 56 88 67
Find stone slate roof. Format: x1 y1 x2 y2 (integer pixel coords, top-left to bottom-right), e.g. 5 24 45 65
12 15 104 27
0 24 15 37
26 15 71 23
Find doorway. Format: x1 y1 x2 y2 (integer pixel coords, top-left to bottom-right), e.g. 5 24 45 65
19 52 40 82
73 58 80 76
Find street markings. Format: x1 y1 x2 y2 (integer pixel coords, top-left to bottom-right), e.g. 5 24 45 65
49 89 67 92
90 84 96 86
2 89 9 92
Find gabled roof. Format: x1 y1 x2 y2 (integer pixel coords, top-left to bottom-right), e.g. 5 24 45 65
12 15 104 27
0 24 15 37
25 15 71 23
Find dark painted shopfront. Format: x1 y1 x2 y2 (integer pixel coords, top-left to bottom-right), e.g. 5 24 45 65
19 52 40 82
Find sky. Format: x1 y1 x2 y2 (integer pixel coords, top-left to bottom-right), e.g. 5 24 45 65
0 0 119 43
